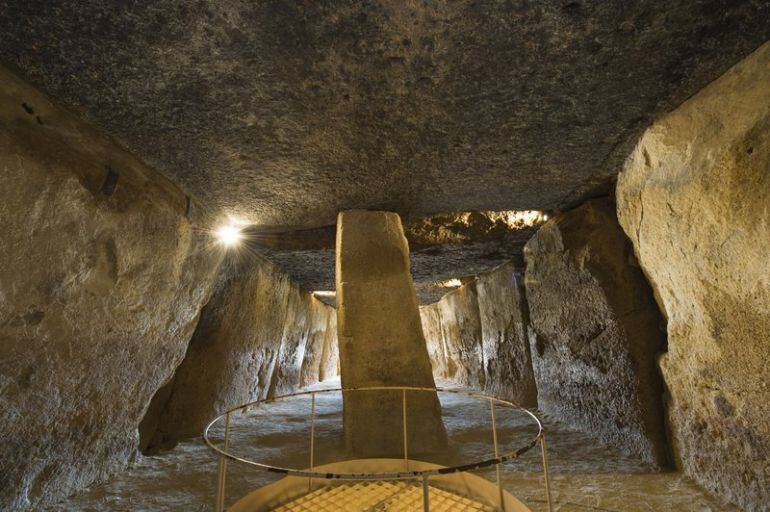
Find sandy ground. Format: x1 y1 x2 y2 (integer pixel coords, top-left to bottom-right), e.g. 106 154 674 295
45 378 737 512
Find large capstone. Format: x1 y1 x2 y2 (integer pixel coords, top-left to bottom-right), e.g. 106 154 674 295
335 210 446 458
2 2 768 227
616 41 770 511
524 198 668 466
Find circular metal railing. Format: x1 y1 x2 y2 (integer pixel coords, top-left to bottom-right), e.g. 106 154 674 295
204 386 553 512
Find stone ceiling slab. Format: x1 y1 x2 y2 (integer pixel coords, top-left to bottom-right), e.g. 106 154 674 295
1 1 768 228
1 1 768 293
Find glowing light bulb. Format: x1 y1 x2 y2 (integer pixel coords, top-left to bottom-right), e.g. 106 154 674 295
215 224 242 246
442 278 462 287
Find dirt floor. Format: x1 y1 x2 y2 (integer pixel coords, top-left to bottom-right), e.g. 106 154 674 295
45 378 737 512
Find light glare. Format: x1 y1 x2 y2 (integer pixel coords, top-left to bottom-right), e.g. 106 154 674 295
441 278 463 287
216 224 242 246
485 210 547 228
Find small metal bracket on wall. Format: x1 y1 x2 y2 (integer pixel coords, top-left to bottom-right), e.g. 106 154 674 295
101 165 120 196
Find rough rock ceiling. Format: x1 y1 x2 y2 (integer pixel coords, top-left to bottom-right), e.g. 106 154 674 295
1 1 768 302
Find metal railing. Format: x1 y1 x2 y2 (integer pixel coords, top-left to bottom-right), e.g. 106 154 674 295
204 386 553 512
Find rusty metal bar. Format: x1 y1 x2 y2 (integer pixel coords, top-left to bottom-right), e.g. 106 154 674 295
540 433 553 512
215 411 231 512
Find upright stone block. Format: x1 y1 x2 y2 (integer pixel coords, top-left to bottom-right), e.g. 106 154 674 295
0 66 223 509
419 263 537 407
336 210 446 458
524 198 668 466
476 263 538 406
617 41 770 510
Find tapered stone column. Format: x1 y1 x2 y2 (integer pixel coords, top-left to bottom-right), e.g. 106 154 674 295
336 210 447 458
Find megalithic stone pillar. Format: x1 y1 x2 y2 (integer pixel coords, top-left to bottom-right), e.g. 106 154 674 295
336 210 447 458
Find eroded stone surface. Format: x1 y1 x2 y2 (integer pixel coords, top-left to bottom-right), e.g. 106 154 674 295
336 210 446 457
3 0 767 334
0 67 223 509
141 257 338 449
420 263 537 406
1 1 768 228
524 198 668 466
299 304 339 388
420 306 450 379
434 282 485 389
616 41 770 511
476 264 538 405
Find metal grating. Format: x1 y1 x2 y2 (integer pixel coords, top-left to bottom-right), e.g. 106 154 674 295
273 480 497 511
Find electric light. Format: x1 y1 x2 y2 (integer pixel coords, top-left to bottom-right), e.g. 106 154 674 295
486 209 547 228
441 278 463 287
313 290 336 298
215 224 243 246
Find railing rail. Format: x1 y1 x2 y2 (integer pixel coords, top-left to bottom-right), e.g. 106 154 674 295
204 385 553 512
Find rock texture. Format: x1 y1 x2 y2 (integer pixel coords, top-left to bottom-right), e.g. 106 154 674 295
336 210 446 457
246 210 544 305
0 67 223 509
435 281 485 389
2 2 769 228
420 263 537 406
616 42 770 511
141 258 339 450
476 264 538 404
2 2 767 322
524 198 668 466
299 305 339 389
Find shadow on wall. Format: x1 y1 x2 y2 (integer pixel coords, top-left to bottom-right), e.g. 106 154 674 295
140 256 339 454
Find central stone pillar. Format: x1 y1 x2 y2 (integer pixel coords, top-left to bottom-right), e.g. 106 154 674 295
336 210 447 458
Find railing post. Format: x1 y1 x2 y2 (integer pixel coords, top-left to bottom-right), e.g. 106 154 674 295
308 391 316 491
489 399 505 512
402 388 409 471
422 473 430 512
216 411 231 512
540 433 554 512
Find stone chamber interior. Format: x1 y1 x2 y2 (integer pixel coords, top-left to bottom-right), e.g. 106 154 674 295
0 2 768 511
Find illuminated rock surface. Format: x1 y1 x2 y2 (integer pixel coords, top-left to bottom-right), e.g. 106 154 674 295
247 210 543 305
475 264 538 405
336 210 446 457
421 263 537 406
0 67 223 509
617 41 770 511
524 199 668 466
427 279 486 389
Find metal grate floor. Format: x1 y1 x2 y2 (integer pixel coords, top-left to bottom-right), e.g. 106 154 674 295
273 480 497 511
